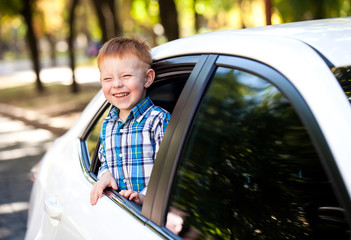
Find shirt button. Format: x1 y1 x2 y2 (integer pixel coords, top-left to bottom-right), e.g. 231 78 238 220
119 154 123 158
120 129 124 133
123 179 127 183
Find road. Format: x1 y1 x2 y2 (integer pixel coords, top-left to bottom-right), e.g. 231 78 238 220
0 114 56 240
0 59 100 89
0 59 99 239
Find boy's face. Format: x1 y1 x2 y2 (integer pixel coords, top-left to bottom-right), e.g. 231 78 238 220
99 54 154 120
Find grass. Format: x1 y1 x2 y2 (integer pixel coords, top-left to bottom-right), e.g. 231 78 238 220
0 83 101 111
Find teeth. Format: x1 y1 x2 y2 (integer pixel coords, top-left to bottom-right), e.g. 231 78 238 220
114 93 128 97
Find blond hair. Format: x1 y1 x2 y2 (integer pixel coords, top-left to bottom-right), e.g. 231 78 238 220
97 36 152 69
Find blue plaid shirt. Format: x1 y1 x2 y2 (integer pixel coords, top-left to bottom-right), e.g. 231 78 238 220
97 97 170 194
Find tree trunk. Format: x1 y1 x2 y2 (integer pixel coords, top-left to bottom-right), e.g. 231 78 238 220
0 24 3 60
91 0 108 43
159 0 179 41
264 0 272 25
91 0 122 43
107 0 122 37
238 0 246 29
68 0 79 93
21 0 43 92
194 0 201 33
312 0 325 19
46 34 57 67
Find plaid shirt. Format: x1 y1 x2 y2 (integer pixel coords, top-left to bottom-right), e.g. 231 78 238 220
97 97 170 194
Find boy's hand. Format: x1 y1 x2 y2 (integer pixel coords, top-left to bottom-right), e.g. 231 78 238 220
90 171 117 206
120 189 145 205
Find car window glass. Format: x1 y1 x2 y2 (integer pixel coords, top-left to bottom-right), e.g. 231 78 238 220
86 106 110 162
165 67 350 239
333 66 351 104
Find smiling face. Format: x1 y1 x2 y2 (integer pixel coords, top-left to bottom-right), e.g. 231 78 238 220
99 54 155 121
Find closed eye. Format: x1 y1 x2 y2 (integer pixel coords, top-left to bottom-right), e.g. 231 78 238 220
122 74 132 79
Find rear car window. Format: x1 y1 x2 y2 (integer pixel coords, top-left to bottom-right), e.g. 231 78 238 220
166 66 350 239
333 66 351 103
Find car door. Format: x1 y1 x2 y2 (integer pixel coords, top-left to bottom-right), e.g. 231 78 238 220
144 54 351 239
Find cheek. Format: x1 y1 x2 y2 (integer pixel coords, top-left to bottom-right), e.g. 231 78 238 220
127 80 144 92
101 82 111 90
101 84 112 97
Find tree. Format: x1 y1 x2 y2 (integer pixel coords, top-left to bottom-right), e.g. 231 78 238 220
22 0 43 92
90 0 122 43
274 0 344 22
0 0 44 91
264 0 272 25
68 0 80 93
36 0 65 67
159 0 179 41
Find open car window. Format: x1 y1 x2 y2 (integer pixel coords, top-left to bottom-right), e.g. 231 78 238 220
86 56 199 177
80 55 202 215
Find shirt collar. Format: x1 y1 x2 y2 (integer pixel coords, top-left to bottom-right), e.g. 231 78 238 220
107 97 153 122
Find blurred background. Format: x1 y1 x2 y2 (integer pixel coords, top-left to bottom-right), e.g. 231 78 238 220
0 1 350 239
0 0 349 97
0 0 350 95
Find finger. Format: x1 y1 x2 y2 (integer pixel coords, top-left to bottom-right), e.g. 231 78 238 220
90 186 97 205
91 183 104 205
129 192 138 201
90 192 97 206
111 180 118 190
121 189 133 198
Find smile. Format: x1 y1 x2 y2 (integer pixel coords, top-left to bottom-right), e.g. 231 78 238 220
113 93 129 97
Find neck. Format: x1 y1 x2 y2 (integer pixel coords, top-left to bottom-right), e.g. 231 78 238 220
119 110 130 122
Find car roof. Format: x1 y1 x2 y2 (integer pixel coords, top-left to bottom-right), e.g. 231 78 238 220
152 17 351 68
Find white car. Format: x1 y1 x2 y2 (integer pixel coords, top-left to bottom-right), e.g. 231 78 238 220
26 17 351 240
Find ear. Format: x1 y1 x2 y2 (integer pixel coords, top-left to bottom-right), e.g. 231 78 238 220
144 69 155 88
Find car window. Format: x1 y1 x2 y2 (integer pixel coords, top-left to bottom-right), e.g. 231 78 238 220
85 56 201 177
87 106 110 162
165 67 350 239
333 66 351 104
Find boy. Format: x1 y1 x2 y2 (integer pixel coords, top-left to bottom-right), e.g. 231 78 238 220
90 36 170 206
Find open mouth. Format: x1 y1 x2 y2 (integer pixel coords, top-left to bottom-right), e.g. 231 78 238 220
113 93 129 98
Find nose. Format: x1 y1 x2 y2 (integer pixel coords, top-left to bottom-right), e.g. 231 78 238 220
112 78 123 88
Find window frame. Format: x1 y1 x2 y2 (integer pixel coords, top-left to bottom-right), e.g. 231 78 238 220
146 54 351 235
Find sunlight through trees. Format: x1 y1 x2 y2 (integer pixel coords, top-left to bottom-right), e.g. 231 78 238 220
0 0 350 92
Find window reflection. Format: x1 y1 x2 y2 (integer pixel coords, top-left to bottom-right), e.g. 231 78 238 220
333 66 351 103
166 67 349 239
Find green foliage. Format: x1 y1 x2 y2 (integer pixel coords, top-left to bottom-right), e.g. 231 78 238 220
195 0 234 15
0 0 23 15
333 66 351 103
130 0 159 26
274 0 348 22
